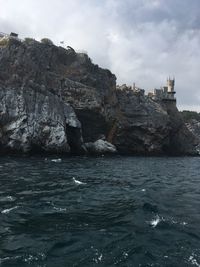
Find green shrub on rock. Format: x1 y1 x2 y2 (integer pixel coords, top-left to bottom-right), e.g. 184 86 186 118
181 110 200 122
40 38 54 45
24 37 36 43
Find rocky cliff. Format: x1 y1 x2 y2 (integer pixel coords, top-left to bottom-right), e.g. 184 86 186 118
0 37 199 155
180 111 200 154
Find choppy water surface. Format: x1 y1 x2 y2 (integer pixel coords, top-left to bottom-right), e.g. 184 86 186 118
0 156 200 267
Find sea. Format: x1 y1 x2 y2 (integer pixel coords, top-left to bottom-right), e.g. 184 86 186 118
0 156 200 267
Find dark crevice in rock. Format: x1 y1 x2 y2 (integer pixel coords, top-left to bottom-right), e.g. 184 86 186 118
75 110 109 143
65 125 85 155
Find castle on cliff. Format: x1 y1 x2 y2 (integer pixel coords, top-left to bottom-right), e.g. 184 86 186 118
148 77 176 102
117 77 176 105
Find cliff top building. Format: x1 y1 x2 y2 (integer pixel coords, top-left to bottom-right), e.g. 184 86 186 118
148 77 176 104
0 32 19 40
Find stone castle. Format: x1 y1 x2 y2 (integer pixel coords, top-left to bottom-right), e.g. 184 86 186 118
148 77 176 102
117 77 176 105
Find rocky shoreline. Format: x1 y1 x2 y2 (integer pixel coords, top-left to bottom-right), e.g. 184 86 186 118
0 37 199 156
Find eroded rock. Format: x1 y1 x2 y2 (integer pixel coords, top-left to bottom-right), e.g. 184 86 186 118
85 139 117 155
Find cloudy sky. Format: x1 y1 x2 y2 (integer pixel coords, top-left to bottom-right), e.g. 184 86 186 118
1 0 200 111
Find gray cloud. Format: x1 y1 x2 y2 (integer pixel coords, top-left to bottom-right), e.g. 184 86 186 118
0 0 200 110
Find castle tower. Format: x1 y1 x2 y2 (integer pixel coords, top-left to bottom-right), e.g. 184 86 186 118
164 77 176 103
167 77 175 93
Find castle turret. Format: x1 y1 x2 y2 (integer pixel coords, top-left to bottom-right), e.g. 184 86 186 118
149 77 176 105
163 77 176 103
167 77 175 93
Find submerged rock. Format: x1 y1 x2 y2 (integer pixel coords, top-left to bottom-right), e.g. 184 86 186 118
85 139 117 155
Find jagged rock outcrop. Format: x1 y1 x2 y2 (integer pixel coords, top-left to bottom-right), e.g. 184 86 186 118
185 120 200 154
0 85 84 154
0 37 198 155
111 88 170 155
109 86 198 155
161 103 199 155
0 38 85 154
186 119 200 138
0 38 117 144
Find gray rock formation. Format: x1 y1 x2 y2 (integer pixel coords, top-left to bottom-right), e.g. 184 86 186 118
0 86 84 154
0 38 85 154
162 103 199 155
0 37 199 155
85 139 117 155
111 87 170 155
185 119 200 154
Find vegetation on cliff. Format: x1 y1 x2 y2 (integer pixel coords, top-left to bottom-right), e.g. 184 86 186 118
180 111 200 122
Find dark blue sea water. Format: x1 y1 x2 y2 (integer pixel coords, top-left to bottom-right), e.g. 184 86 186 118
0 156 200 267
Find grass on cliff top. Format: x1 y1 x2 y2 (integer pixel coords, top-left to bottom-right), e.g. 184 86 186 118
180 110 200 122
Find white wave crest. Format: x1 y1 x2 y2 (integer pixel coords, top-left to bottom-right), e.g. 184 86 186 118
189 255 200 267
72 177 86 185
53 206 67 212
1 206 18 214
149 215 163 228
51 159 62 163
0 196 16 202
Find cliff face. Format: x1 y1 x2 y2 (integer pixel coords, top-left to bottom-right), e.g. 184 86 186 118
112 88 170 155
0 85 82 153
0 38 198 155
184 119 200 154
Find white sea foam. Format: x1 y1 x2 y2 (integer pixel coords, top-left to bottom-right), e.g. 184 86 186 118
6 196 15 201
24 253 46 263
170 217 188 226
72 177 86 185
0 256 21 264
123 251 129 259
189 255 200 267
149 215 188 228
149 215 162 228
181 221 188 226
51 158 62 163
53 206 67 212
98 254 103 261
0 196 16 202
1 206 18 214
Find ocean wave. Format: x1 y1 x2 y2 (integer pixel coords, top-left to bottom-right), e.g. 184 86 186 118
189 255 200 267
0 195 16 202
149 215 163 228
0 255 21 264
72 177 86 185
24 253 46 263
53 206 67 212
51 158 62 163
148 215 188 229
91 246 103 264
0 253 46 265
1 206 18 214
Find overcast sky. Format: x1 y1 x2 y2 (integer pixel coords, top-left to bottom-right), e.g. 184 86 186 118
1 0 200 111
